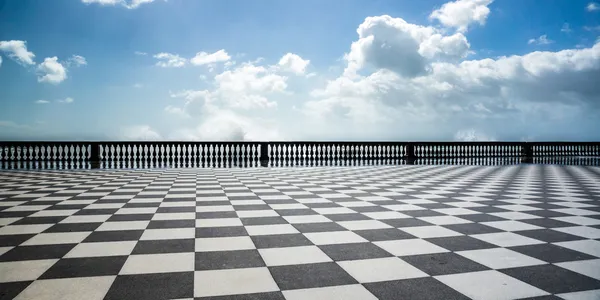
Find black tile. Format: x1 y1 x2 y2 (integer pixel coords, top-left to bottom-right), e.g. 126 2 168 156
517 296 563 300
292 222 347 233
303 203 340 209
326 213 371 221
132 238 195 254
195 250 265 270
147 220 195 229
11 216 67 225
122 202 161 208
381 218 432 228
105 272 194 300
402 252 489 276
469 206 510 213
74 208 118 215
426 236 497 251
0 211 35 218
197 292 286 300
0 234 36 247
269 262 357 290
40 256 128 279
276 209 318 216
0 244 76 262
157 206 195 213
197 211 239 219
399 210 446 217
444 223 503 235
232 205 271 211
509 244 597 263
45 222 102 233
351 206 391 213
83 230 144 242
107 214 154 221
240 217 287 226
516 229 586 243
501 264 600 294
0 281 32 300
526 210 572 218
251 234 313 249
195 226 248 238
520 218 576 228
319 242 392 261
364 277 470 300
418 203 455 209
354 228 416 241
46 204 87 210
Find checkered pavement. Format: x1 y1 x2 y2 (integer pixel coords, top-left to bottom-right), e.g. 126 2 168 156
1 164 600 300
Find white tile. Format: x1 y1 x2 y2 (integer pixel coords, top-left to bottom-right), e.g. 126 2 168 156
433 208 479 215
481 220 543 232
400 226 462 238
383 204 424 211
4 205 51 212
554 240 600 257
283 284 378 300
259 246 332 266
236 210 279 218
338 220 392 231
60 215 111 224
230 200 265 205
140 228 195 240
556 259 600 280
489 212 542 220
194 267 278 297
159 201 195 207
96 221 149 231
0 218 20 226
195 236 256 252
115 207 157 215
356 196 391 201
472 232 545 247
196 205 234 212
312 207 356 215
245 224 299 236
0 259 58 282
0 224 53 235
270 203 308 210
30 209 78 217
552 208 599 216
152 212 196 220
0 247 12 256
457 248 546 269
553 216 600 226
374 239 449 256
283 215 331 224
22 232 91 246
436 270 549 300
418 216 472 225
120 253 194 274
65 241 137 258
363 211 411 220
14 276 115 300
557 289 600 300
338 257 427 283
196 218 243 228
553 226 600 239
304 231 368 245
85 203 125 209
496 204 540 211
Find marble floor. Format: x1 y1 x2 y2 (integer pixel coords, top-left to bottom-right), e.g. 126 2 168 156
1 165 600 300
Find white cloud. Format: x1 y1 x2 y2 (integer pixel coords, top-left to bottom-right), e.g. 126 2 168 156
81 0 158 9
0 56 2 68
454 129 496 141
66 55 87 67
164 105 189 118
584 25 600 32
0 40 36 65
278 53 310 75
120 125 162 140
587 2 600 12
154 52 186 68
134 51 148 56
57 97 74 104
37 57 67 84
561 23 572 33
191 50 231 66
429 0 494 32
35 100 50 104
343 15 471 78
528 35 553 45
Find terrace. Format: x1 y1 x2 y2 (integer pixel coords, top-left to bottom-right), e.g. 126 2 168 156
1 141 600 299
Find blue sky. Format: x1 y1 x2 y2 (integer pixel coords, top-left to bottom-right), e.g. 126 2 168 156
1 0 599 141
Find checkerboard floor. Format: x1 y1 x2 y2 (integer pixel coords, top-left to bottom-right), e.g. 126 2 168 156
1 165 600 300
